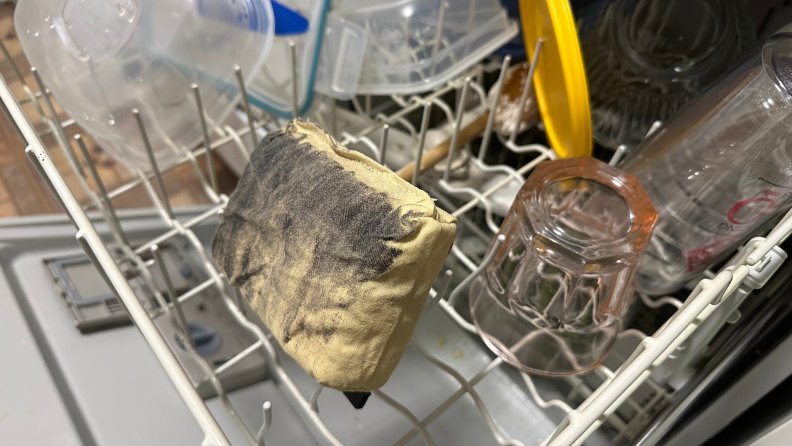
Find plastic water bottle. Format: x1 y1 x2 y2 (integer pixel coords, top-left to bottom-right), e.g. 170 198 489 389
621 25 792 295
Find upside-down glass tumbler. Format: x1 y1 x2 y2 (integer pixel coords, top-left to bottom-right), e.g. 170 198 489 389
470 157 657 376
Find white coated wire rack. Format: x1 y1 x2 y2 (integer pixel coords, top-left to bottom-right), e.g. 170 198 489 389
3 33 792 446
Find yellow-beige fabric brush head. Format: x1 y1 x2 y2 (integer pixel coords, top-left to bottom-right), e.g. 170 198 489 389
213 120 457 391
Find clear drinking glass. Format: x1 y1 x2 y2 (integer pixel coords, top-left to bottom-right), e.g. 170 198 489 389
622 25 792 295
469 157 657 376
581 0 756 149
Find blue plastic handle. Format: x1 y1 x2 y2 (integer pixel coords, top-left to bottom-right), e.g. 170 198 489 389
272 0 309 35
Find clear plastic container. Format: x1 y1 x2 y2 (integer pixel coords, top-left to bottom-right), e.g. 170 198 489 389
15 0 273 170
313 13 367 101
332 0 519 95
621 27 792 295
247 0 329 118
469 157 657 376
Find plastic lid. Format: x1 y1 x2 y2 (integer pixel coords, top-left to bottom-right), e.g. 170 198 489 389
519 0 592 158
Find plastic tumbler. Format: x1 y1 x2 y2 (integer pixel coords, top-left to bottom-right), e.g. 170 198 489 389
469 157 657 376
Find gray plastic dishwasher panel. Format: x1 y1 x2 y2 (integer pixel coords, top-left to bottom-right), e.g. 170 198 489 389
0 248 82 446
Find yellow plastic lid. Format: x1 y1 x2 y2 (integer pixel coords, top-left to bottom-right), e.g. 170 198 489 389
519 0 592 158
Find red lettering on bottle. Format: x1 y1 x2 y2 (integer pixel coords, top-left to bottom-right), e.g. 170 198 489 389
726 197 776 225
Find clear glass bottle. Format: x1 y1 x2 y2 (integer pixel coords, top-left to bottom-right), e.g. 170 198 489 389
581 0 756 149
622 26 792 295
469 157 657 376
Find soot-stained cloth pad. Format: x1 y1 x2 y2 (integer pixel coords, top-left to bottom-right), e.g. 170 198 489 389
212 120 457 391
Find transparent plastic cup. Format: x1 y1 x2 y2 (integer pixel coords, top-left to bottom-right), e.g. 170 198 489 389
15 0 274 170
621 25 792 295
469 157 657 376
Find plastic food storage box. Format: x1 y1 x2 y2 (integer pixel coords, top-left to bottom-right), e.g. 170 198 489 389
333 0 519 95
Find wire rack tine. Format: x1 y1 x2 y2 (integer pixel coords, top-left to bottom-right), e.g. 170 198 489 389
0 39 28 88
24 147 76 227
226 304 345 445
133 109 175 219
521 372 573 414
428 96 455 130
422 270 453 317
379 123 389 165
509 39 543 145
331 98 338 138
413 103 432 186
192 84 218 193
98 124 243 206
443 77 471 182
609 145 629 166
447 235 505 307
168 223 269 446
74 134 130 246
30 68 80 171
639 292 683 309
151 244 195 347
0 44 48 123
450 154 547 218
646 120 663 137
256 401 273 446
234 65 258 149
478 56 511 156
233 285 248 316
186 145 223 202
290 41 299 118
340 79 457 146
0 92 25 143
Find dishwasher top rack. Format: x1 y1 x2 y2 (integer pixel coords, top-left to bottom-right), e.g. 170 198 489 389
1 33 791 446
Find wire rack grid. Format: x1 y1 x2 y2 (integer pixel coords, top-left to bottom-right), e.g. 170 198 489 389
2 35 792 446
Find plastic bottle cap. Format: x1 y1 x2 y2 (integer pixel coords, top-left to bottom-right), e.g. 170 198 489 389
519 0 592 158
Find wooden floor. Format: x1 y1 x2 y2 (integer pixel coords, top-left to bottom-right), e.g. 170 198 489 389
0 4 238 217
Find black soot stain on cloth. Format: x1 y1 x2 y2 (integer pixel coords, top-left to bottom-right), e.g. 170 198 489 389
212 124 419 344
